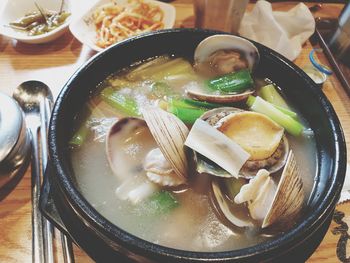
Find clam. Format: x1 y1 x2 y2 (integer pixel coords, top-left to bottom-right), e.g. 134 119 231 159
106 117 160 203
185 83 255 104
234 151 305 228
106 108 189 189
192 107 289 178
142 107 189 182
194 34 260 77
186 34 260 103
211 178 253 228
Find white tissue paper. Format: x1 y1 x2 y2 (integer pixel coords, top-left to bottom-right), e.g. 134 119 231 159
239 0 315 61
339 163 350 203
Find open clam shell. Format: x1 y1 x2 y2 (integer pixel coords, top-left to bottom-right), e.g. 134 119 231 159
186 34 259 104
194 34 260 72
262 150 304 228
186 86 254 104
106 115 187 187
230 151 304 229
106 117 150 181
142 107 189 181
211 179 253 228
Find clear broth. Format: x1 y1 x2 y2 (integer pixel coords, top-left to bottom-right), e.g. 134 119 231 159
70 56 317 252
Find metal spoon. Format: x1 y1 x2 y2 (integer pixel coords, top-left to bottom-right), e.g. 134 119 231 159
13 81 74 263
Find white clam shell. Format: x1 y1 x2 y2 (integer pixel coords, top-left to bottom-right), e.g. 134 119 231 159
106 116 187 187
231 150 304 229
262 150 305 228
106 117 149 180
142 107 189 181
186 34 259 104
186 87 254 103
212 179 253 228
194 34 260 72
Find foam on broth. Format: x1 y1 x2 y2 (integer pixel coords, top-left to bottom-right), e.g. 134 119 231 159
69 55 317 252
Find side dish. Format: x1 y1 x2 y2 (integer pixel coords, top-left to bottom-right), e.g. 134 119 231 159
68 35 316 252
8 2 70 36
93 0 164 48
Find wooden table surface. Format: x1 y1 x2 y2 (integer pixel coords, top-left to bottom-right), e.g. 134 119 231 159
1 1 349 262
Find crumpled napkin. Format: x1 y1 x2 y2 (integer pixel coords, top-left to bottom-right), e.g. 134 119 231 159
239 0 315 61
339 163 350 203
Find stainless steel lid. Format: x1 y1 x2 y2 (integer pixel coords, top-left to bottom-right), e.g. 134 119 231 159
0 92 23 162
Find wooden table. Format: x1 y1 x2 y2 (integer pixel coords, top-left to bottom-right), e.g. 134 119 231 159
0 1 349 262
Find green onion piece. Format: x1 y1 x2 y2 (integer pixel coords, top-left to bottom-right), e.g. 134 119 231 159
144 191 179 215
259 84 290 109
128 58 194 81
151 82 177 98
247 95 298 119
100 87 139 116
167 98 222 124
246 95 256 108
69 124 89 147
182 98 224 109
274 105 298 119
168 104 207 124
69 105 93 147
152 59 194 81
206 69 254 93
168 98 196 109
248 96 304 136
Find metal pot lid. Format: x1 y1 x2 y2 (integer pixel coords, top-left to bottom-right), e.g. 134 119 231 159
0 92 23 162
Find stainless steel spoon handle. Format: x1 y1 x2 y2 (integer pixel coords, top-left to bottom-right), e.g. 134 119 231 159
40 98 54 263
30 129 45 263
40 97 75 263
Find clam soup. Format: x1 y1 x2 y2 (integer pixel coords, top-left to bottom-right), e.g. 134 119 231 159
69 35 316 252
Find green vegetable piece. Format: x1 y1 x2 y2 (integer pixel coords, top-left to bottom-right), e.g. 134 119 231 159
69 105 92 147
274 105 298 119
128 58 194 81
100 87 140 116
248 96 304 136
144 191 179 215
168 103 207 124
10 13 43 27
69 124 89 147
246 95 256 108
206 69 254 93
57 12 71 23
182 98 224 109
247 95 298 119
151 82 177 98
224 177 246 200
259 84 290 109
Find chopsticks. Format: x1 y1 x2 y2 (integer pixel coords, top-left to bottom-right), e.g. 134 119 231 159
39 97 75 263
314 26 350 97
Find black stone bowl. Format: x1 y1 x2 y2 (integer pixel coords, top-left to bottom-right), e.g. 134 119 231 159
43 29 346 262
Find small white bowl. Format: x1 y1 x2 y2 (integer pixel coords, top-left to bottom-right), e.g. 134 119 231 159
69 0 176 52
0 0 72 44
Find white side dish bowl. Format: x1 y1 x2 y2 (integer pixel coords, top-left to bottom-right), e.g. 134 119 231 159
0 0 71 44
69 0 176 52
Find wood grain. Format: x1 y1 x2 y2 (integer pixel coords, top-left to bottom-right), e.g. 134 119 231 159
0 1 349 262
